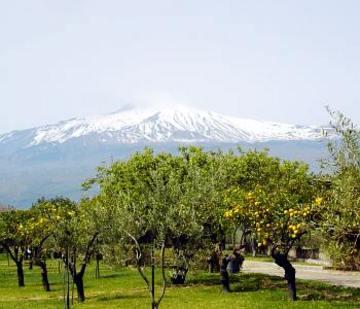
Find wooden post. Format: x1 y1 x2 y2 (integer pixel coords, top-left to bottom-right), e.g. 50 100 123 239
151 242 155 309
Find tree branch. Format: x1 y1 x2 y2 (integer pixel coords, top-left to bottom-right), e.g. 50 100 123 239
79 232 99 276
124 230 152 297
34 234 52 259
156 239 167 306
1 242 18 263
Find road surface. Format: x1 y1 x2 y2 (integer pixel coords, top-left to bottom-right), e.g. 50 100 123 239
242 260 360 288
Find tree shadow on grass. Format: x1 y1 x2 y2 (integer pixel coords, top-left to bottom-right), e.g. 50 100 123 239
187 272 282 288
185 272 360 303
296 279 360 302
96 293 148 302
99 273 120 279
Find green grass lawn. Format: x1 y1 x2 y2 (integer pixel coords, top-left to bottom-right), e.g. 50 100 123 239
0 254 359 308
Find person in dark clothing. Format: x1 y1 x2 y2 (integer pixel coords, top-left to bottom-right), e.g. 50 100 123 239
228 248 244 273
220 255 231 292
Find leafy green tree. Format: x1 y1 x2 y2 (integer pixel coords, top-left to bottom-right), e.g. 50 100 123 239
27 200 56 291
0 209 32 287
319 110 360 270
223 150 283 254
46 197 100 303
224 156 317 301
88 147 223 308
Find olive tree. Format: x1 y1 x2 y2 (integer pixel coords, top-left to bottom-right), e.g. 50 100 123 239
319 110 360 270
88 147 222 308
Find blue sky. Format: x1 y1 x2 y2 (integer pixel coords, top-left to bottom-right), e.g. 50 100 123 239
0 0 359 133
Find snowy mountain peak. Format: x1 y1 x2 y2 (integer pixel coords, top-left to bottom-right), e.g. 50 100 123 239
0 104 327 147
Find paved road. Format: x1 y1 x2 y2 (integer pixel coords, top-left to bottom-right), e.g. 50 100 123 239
242 260 360 288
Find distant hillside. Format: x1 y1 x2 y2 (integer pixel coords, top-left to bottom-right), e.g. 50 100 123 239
0 204 12 211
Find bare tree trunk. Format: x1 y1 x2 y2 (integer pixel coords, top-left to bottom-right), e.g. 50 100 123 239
16 261 25 287
251 237 257 257
65 248 70 309
272 251 297 301
232 226 238 249
95 253 101 279
285 264 297 301
151 242 155 308
69 232 98 303
157 241 167 306
39 261 50 291
207 248 220 273
2 245 25 287
151 240 167 309
69 259 87 303
239 227 245 248
74 274 85 303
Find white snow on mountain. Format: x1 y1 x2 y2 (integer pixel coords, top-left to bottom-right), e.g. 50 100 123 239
0 104 327 147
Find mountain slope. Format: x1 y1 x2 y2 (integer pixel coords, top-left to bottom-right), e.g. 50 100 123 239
0 104 331 208
0 105 327 148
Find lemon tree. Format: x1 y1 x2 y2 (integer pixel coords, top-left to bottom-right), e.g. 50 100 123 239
36 197 100 304
223 150 282 252
27 200 56 291
224 159 318 301
0 209 33 287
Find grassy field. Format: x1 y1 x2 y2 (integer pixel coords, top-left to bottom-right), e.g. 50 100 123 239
0 254 359 308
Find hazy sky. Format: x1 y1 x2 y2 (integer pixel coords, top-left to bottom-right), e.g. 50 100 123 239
1 0 359 133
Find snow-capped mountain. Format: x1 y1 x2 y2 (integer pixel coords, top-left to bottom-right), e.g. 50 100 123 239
0 104 326 148
0 104 333 207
